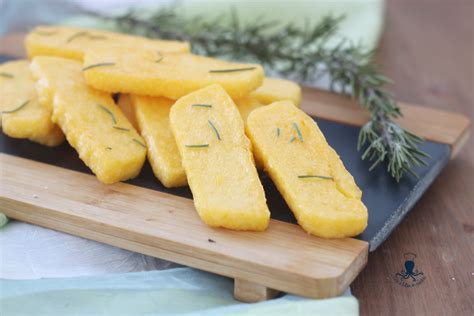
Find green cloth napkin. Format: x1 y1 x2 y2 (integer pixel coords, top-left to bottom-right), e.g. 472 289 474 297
0 268 358 315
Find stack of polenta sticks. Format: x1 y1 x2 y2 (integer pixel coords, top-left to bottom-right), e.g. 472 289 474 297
0 26 367 238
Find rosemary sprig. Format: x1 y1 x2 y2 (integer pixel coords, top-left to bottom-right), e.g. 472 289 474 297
192 104 212 108
2 100 29 114
0 72 14 78
185 144 209 148
298 175 333 180
98 104 116 124
208 120 221 140
209 67 256 73
84 6 429 181
133 138 146 148
82 62 115 71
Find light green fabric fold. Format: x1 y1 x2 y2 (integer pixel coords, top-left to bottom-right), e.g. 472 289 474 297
0 213 8 228
0 268 358 316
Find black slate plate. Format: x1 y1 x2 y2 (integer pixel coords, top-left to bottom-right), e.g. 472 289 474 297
0 55 450 251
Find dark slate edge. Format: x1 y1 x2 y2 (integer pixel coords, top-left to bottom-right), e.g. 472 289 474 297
369 145 450 251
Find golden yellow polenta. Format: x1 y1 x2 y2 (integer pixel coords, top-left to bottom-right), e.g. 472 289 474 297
170 84 269 231
117 94 139 130
30 56 146 184
131 95 187 188
82 47 264 100
246 101 367 238
0 60 64 146
25 25 190 61
235 95 264 122
251 78 302 107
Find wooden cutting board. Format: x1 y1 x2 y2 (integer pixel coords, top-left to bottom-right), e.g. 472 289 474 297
0 50 470 303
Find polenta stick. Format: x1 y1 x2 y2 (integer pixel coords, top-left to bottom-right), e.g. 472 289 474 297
30 56 146 184
0 60 64 146
82 47 264 100
246 101 368 238
130 95 187 188
170 84 269 231
250 78 302 107
25 25 190 61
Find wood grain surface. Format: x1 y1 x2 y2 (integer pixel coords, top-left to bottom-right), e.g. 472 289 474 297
0 153 368 301
350 1 474 315
0 0 472 313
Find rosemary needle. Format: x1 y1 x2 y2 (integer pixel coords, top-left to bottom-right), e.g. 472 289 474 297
0 72 14 78
289 136 296 143
156 52 164 63
133 138 146 148
276 127 280 137
209 67 256 73
82 62 115 71
192 104 212 108
88 34 107 40
293 122 303 142
66 31 88 43
185 144 209 148
298 175 333 180
113 126 130 131
98 104 116 124
2 100 29 114
208 120 221 140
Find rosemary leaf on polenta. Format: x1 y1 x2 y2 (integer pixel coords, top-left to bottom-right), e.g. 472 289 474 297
208 120 221 140
185 144 209 148
113 126 130 131
293 122 303 142
2 100 29 114
88 34 107 40
298 175 333 180
0 72 14 78
66 31 88 43
192 104 212 108
82 62 115 71
98 104 117 124
276 127 280 137
289 136 296 143
156 52 164 63
209 67 256 73
133 138 146 148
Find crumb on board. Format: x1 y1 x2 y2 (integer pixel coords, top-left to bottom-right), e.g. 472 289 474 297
208 238 216 243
